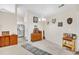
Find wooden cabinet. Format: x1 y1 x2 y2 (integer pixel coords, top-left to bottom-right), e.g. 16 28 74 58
10 35 18 45
3 36 10 46
31 28 42 42
0 36 10 47
0 36 4 47
31 33 42 42
0 35 18 47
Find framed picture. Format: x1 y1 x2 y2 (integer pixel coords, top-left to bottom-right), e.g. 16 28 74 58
33 16 38 23
58 22 63 27
52 18 56 23
67 17 73 24
2 31 9 36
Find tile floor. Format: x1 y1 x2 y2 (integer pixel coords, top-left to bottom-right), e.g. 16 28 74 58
0 39 74 55
30 40 74 55
0 45 33 55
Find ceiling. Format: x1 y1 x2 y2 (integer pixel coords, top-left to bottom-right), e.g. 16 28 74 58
17 4 78 17
0 4 15 13
0 4 78 17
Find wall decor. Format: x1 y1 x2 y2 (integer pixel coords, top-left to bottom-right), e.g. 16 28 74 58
47 21 49 25
58 22 63 27
67 17 73 24
33 16 38 23
52 18 56 23
2 31 10 36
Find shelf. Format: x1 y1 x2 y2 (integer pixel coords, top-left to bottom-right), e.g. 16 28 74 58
63 33 76 52
63 45 71 49
63 38 74 41
63 45 75 51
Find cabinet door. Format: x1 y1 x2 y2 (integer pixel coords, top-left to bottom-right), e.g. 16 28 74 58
0 36 4 47
10 35 18 45
4 36 10 46
31 33 42 41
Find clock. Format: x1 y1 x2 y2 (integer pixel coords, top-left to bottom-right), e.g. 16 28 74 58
67 18 73 24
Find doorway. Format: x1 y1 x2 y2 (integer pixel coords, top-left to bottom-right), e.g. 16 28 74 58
17 24 25 44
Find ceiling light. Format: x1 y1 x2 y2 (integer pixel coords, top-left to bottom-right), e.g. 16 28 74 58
42 18 46 21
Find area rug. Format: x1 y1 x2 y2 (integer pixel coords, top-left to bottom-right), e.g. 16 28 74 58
22 43 52 55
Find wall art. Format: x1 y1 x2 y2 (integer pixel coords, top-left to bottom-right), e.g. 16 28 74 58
33 16 38 23
67 17 73 24
58 22 63 27
52 18 56 23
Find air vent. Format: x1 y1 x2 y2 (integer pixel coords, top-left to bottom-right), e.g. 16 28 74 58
58 4 64 8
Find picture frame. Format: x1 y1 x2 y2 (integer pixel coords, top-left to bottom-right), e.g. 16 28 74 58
33 16 38 23
2 31 10 36
58 22 63 27
67 17 73 24
52 18 56 23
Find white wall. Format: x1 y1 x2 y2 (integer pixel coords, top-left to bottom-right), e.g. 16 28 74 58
24 11 44 42
0 12 17 35
17 6 24 24
45 8 79 51
17 16 24 24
